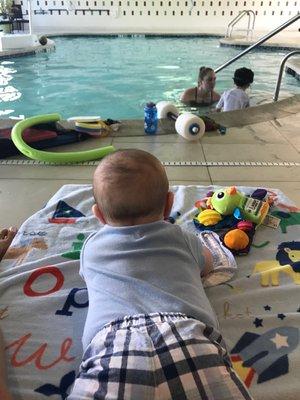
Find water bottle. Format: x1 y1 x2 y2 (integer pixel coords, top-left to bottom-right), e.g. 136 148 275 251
144 102 158 134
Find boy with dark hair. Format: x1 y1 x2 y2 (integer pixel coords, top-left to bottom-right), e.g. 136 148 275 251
216 67 254 112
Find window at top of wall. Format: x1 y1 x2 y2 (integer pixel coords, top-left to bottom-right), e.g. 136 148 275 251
235 1 238 5
45 0 47 5
205 10 208 14
194 1 196 5
185 1 188 5
144 1 146 4
135 0 138 4
230 10 233 14
169 1 172 5
280 10 283 13
222 10 225 14
127 0 130 4
37 0 39 5
210 1 213 4
260 1 263 4
119 0 121 4
152 1 154 5
286 0 288 3
219 1 221 4
53 0 56 5
269 0 271 4
252 0 255 4
160 1 163 5
94 0 96 4
156 10 158 14
213 10 216 14
243 0 246 4
86 1 88 5
177 1 179 5
227 1 229 5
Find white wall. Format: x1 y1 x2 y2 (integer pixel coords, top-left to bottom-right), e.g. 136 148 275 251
18 0 299 34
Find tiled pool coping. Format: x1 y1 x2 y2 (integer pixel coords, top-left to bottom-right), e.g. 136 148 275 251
0 42 55 58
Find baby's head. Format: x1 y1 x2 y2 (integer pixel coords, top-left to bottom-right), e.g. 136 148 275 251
92 149 174 226
233 67 254 89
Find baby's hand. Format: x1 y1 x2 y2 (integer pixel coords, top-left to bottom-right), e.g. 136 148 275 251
0 227 17 261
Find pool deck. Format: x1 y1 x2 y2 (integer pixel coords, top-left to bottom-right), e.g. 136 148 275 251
0 95 299 228
220 31 300 50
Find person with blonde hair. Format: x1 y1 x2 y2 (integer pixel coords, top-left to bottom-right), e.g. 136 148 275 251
181 66 220 106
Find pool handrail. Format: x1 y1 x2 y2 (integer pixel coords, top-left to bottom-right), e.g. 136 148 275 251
226 10 256 39
273 50 300 101
215 13 300 74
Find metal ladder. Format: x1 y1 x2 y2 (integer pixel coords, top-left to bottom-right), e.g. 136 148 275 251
273 50 300 101
226 10 256 40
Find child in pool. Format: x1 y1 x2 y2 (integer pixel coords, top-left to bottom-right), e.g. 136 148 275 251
216 67 254 112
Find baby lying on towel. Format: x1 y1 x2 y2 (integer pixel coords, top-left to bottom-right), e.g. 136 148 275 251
67 149 253 400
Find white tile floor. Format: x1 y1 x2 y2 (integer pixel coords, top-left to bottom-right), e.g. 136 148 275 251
0 98 299 228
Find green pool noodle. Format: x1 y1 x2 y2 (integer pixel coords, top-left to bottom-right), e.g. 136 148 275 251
11 113 115 163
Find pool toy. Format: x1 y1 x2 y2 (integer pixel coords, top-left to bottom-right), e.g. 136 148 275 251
194 187 272 255
75 120 112 137
223 229 250 251
210 187 269 226
156 101 226 138
67 116 101 122
196 209 222 226
11 114 115 163
156 101 205 141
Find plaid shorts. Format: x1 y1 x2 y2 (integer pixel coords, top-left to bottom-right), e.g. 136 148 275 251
68 313 253 400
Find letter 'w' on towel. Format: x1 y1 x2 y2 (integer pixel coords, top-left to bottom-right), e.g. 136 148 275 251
198 231 237 288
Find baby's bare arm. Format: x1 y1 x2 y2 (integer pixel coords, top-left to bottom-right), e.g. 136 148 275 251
201 246 214 278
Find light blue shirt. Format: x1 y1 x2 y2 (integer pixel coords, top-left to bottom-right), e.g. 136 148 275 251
80 220 218 350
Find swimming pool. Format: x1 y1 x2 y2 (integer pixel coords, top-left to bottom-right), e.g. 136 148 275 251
1 36 299 119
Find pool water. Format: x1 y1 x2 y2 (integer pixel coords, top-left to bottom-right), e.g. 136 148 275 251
0 36 299 119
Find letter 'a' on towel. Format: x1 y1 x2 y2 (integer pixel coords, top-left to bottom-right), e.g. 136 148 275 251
198 231 237 287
